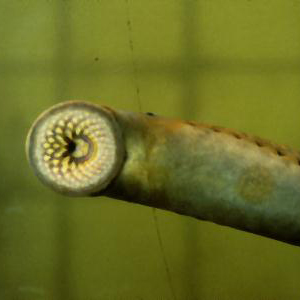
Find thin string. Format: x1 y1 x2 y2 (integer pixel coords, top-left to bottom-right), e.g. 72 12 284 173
152 208 177 300
124 0 141 112
125 2 176 299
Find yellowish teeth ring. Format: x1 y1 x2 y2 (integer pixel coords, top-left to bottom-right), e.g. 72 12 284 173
26 101 125 196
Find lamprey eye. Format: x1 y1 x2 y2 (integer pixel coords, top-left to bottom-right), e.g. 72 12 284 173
26 101 125 196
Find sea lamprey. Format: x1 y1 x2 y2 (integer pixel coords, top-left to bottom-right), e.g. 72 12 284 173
26 101 300 246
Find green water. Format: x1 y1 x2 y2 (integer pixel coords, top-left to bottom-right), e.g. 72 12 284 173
1 0 300 299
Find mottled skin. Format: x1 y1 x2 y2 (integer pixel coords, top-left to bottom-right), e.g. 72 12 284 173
98 109 300 246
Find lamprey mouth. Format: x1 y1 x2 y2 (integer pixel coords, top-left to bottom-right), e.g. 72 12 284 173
26 101 125 196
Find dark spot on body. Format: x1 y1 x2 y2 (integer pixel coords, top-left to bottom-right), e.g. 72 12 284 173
146 112 156 117
186 121 197 127
211 126 222 132
276 149 285 156
255 140 263 147
232 132 242 139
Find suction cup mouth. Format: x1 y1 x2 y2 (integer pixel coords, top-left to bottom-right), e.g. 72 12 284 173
26 101 125 196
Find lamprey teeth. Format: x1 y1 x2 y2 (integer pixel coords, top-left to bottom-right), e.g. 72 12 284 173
26 101 125 196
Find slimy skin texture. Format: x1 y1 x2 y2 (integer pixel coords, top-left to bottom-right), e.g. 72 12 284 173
27 101 300 246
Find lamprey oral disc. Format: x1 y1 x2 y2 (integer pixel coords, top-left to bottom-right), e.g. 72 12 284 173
26 101 125 196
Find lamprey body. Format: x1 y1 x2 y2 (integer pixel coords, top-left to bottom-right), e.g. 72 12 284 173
26 101 300 246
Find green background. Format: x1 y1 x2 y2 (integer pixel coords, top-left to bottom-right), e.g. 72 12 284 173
1 0 300 299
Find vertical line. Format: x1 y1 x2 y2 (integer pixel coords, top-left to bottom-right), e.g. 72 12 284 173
152 208 177 300
125 2 176 300
125 0 142 112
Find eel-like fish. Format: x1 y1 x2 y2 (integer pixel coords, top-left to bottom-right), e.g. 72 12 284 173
26 101 300 246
